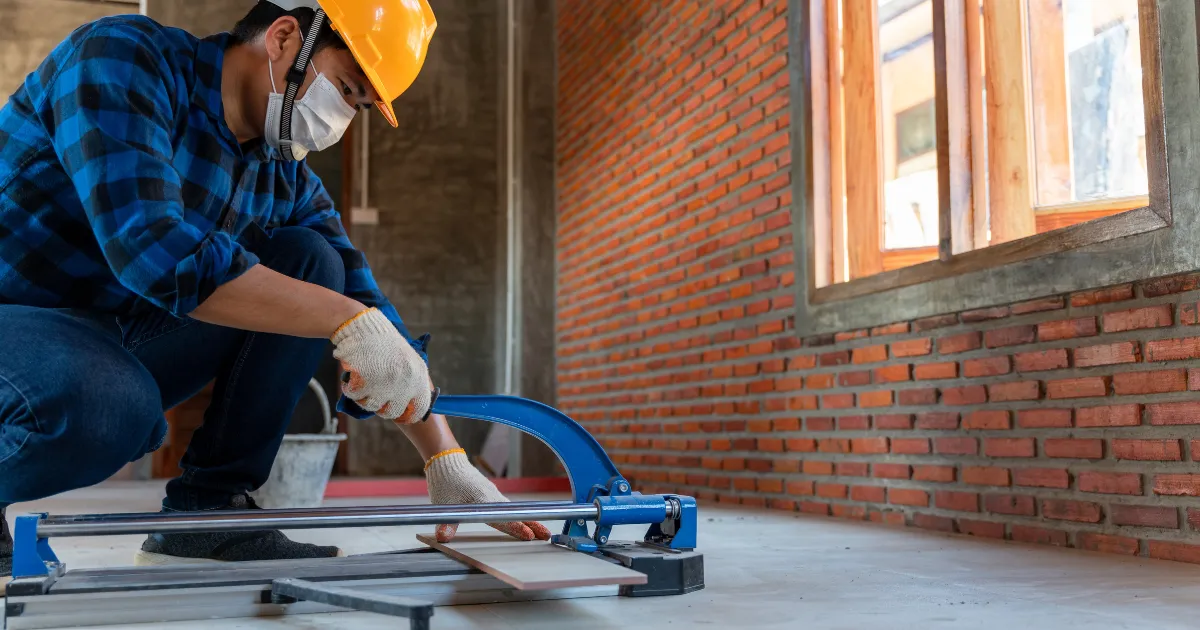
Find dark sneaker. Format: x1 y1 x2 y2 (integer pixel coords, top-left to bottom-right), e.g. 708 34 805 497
133 494 341 566
1 507 11 580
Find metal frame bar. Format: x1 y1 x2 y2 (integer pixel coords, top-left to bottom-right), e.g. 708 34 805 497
271 578 434 630
5 570 618 630
34 502 598 538
5 541 703 626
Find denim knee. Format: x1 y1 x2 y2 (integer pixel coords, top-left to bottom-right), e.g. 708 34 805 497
0 346 163 503
258 227 346 294
52 354 164 466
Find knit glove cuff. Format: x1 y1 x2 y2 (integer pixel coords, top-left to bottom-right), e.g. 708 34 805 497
425 450 508 506
332 307 394 343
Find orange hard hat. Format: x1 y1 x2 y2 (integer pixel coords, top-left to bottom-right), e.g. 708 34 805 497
268 0 437 127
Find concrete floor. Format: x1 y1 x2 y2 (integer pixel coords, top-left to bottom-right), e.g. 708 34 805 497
4 481 1200 629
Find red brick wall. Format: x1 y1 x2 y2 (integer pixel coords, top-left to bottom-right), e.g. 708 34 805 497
554 1 1200 564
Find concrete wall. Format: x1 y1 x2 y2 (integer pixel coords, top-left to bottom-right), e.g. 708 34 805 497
147 0 255 35
0 0 131 100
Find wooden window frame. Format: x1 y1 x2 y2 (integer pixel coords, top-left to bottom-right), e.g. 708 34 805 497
789 0 1188 337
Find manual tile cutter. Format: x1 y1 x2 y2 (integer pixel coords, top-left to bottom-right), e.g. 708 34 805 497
3 396 704 629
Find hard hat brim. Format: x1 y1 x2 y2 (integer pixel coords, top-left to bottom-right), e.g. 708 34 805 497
377 98 399 128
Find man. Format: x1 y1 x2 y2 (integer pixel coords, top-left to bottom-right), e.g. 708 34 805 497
0 0 549 578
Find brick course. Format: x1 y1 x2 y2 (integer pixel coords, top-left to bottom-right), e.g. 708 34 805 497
557 0 1200 568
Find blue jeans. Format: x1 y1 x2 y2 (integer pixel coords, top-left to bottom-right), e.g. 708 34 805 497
0 227 344 511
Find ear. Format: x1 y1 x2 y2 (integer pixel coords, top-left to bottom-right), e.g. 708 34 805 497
264 16 301 63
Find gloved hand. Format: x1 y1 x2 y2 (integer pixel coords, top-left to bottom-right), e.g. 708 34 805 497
426 448 552 543
332 308 431 424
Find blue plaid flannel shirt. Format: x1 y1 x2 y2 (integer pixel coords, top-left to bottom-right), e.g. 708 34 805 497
0 15 423 418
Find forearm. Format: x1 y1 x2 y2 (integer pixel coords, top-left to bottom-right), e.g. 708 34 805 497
399 414 461 461
196 255 457 455
190 264 364 338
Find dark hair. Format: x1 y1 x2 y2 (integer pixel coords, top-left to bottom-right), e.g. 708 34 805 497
229 1 348 53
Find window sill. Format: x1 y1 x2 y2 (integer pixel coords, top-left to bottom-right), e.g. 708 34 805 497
882 246 939 271
791 199 1195 338
812 207 1167 305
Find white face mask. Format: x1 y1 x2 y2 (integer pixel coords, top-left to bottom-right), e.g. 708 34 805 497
265 57 357 161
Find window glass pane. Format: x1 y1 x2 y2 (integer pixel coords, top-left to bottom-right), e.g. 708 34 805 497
879 0 939 250
1028 0 1146 206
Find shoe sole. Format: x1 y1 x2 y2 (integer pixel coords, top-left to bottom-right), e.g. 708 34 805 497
133 548 345 567
133 550 224 567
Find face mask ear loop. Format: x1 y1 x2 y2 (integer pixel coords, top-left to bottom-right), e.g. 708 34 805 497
279 9 327 161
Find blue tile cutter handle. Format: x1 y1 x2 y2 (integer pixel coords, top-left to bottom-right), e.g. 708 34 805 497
428 395 697 553
430 395 621 505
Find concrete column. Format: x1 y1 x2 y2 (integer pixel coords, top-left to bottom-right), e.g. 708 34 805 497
0 0 130 99
512 0 558 477
143 0 256 34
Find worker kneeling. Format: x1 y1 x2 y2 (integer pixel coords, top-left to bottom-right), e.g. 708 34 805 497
0 0 549 579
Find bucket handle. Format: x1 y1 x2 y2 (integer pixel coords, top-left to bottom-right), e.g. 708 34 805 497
307 378 337 435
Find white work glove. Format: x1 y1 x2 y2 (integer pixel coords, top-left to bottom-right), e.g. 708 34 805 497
332 308 431 424
426 448 552 543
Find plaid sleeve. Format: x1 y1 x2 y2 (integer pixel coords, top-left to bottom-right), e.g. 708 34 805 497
46 23 258 316
290 163 429 362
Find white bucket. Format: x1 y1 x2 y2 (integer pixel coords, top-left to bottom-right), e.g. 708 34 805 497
250 379 347 509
